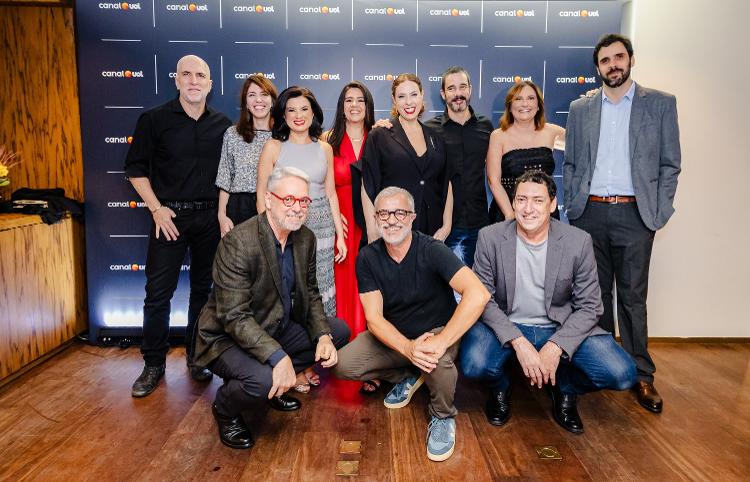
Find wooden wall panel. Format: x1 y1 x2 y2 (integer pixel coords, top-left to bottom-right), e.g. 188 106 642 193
0 215 87 380
0 5 83 201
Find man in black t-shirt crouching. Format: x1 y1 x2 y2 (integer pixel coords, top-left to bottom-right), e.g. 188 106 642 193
334 186 489 462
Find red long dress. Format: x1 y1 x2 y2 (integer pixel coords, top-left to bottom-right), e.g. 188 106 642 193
334 132 366 338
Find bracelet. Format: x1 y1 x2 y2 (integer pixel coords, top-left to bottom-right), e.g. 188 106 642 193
151 205 163 214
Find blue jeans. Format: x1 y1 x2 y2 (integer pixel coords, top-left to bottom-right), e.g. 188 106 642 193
460 322 636 395
445 227 480 268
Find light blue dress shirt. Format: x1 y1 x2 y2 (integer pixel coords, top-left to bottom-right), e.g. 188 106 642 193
590 81 636 196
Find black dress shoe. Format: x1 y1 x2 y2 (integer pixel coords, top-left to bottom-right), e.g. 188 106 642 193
635 381 663 413
269 394 301 411
486 387 512 426
131 364 165 398
550 387 584 434
212 404 254 449
189 364 214 382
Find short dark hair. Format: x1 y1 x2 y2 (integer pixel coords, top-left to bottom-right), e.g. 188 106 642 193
513 170 556 201
271 86 324 141
593 33 634 66
440 66 471 91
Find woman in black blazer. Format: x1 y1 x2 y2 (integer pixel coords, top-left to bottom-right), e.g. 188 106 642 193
361 73 453 241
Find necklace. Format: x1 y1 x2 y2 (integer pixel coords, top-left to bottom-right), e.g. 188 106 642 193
350 137 363 142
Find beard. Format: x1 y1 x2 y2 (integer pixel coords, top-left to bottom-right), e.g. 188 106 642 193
273 210 306 232
599 65 631 88
378 222 411 245
447 95 469 113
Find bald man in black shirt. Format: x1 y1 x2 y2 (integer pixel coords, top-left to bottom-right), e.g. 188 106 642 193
125 54 231 397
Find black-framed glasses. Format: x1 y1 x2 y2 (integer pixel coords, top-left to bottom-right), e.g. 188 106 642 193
375 209 414 222
269 191 312 208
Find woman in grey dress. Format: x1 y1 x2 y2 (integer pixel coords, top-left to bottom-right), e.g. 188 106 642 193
216 74 278 236
257 86 347 324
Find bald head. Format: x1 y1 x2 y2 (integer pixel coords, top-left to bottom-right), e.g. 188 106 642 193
174 54 212 108
176 55 211 79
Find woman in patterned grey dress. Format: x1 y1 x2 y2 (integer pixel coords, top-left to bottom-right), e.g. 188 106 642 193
257 86 347 319
216 75 278 237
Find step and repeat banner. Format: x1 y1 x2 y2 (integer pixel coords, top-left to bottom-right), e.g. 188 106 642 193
77 0 621 340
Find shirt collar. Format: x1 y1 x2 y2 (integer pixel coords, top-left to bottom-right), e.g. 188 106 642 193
441 105 477 126
602 81 636 105
168 94 214 117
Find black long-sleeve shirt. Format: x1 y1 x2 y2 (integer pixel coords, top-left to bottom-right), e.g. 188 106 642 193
425 107 493 229
124 97 232 201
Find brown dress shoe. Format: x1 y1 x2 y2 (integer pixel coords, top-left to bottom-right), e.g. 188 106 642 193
635 381 663 413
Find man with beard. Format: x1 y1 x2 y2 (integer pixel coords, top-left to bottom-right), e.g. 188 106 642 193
193 167 350 449
334 187 490 462
563 34 681 414
425 66 493 267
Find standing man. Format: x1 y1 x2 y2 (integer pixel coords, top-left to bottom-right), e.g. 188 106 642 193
425 66 493 267
334 187 489 462
125 55 232 397
462 171 636 434
563 34 681 413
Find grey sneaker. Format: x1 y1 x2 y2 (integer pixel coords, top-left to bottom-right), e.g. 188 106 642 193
383 375 424 409
426 416 456 462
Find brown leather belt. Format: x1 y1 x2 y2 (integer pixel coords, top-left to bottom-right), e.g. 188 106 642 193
588 195 636 204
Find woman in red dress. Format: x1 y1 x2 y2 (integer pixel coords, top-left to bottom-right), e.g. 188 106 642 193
324 81 377 393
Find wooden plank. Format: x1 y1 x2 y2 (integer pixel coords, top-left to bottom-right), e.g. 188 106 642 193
0 343 749 481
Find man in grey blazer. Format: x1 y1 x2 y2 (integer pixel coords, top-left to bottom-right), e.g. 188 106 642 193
461 171 635 434
563 34 681 413
193 167 350 449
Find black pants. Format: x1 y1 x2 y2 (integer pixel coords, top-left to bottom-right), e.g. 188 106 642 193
570 201 656 382
210 318 350 418
141 208 220 367
226 192 257 226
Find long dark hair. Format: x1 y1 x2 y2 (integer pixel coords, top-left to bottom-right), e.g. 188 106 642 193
271 86 324 141
328 81 375 157
235 75 278 143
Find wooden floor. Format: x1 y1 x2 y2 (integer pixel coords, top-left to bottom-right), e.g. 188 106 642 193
0 342 748 481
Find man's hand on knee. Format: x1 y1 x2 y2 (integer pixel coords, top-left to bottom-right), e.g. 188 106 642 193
538 341 563 386
269 355 296 399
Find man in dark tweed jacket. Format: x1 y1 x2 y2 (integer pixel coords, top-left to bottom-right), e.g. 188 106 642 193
194 166 349 449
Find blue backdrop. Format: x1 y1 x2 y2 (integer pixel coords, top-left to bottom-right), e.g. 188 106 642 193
76 0 621 340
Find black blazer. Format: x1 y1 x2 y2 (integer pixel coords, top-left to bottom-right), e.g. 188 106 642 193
361 119 448 235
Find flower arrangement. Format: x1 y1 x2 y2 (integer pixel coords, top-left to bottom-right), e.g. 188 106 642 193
0 146 21 187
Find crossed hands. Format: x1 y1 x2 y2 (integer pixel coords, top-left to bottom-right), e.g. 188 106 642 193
403 332 447 373
511 338 563 388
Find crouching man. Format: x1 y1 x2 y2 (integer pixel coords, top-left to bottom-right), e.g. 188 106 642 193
334 186 490 461
193 167 350 449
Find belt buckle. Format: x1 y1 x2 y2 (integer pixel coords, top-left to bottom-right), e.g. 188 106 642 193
611 196 619 205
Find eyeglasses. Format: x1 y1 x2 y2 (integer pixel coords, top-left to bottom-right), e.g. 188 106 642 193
375 209 414 222
269 191 312 208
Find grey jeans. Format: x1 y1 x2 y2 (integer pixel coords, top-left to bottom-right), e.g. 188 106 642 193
334 326 459 419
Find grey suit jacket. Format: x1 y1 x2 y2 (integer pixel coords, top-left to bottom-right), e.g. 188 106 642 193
193 212 330 368
473 219 607 357
563 83 681 231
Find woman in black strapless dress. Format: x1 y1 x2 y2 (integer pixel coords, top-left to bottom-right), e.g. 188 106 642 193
487 80 565 222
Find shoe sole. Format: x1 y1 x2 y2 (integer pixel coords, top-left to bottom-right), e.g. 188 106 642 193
638 400 663 414
487 415 511 427
219 438 255 450
427 443 455 462
384 376 425 409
